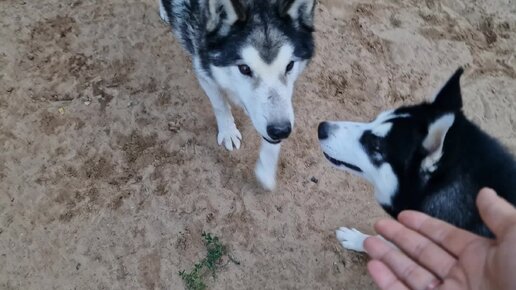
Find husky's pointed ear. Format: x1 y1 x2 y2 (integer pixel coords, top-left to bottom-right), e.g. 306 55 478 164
207 0 246 32
421 114 455 172
431 67 464 111
279 0 316 28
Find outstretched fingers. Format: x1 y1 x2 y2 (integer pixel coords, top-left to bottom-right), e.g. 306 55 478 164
367 260 410 290
397 211 481 257
365 237 441 290
374 219 457 279
477 188 516 238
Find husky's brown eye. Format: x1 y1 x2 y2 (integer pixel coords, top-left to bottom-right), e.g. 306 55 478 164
286 61 294 73
362 131 382 153
238 64 252 76
372 136 382 152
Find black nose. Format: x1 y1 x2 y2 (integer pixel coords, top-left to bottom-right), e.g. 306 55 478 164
318 122 330 140
267 123 292 140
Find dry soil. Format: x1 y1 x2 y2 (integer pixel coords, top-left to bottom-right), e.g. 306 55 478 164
0 0 515 289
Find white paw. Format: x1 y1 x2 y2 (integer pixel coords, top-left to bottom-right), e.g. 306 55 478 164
217 125 242 151
255 160 276 191
336 227 369 253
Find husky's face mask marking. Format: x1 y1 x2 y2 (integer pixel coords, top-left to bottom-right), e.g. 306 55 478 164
318 69 465 206
202 0 315 144
318 110 408 206
211 44 306 143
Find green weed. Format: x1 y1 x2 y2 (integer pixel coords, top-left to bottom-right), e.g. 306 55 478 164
179 232 239 290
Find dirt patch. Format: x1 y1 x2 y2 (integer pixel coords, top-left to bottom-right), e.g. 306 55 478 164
0 0 515 289
138 250 162 290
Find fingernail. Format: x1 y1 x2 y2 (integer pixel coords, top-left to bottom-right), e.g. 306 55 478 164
363 236 375 253
426 279 442 289
374 218 391 231
481 187 496 195
479 188 498 202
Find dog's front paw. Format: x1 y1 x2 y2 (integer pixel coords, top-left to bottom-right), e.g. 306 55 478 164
217 125 242 151
255 160 276 191
336 227 369 252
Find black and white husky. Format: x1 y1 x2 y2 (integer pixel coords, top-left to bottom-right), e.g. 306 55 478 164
159 0 316 190
318 68 516 252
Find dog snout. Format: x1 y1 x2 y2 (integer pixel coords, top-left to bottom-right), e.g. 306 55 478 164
318 122 332 140
267 122 292 140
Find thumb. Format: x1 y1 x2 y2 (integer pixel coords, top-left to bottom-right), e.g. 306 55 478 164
477 188 516 238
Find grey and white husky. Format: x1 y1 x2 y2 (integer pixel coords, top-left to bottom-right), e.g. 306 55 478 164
159 0 316 190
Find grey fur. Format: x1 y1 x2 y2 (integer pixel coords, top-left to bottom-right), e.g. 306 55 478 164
159 0 316 190
161 0 315 72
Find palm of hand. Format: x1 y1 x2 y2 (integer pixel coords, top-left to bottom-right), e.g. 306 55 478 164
446 226 516 290
364 189 516 290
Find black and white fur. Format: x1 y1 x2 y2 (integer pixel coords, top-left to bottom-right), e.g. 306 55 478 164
318 68 516 252
159 0 315 190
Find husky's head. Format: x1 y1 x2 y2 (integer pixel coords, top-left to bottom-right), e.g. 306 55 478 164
318 68 465 207
201 0 315 144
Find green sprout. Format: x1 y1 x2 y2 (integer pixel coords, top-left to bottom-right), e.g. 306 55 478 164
179 232 239 290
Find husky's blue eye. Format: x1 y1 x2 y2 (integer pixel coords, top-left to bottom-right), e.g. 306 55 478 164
238 64 252 77
286 61 294 73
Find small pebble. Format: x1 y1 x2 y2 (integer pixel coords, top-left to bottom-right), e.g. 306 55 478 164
168 122 179 132
310 176 318 184
58 107 65 115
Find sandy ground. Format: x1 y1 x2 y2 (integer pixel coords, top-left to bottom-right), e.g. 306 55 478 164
0 0 515 289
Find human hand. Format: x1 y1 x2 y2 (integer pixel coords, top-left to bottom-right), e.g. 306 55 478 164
364 188 516 290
